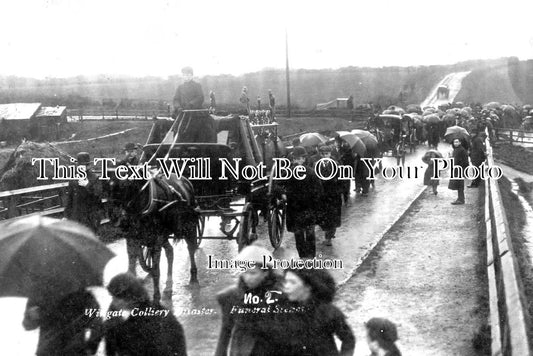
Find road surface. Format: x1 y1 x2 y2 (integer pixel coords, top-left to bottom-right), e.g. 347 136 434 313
420 71 471 108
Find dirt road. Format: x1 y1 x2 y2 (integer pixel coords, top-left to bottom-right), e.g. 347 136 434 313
420 71 471 108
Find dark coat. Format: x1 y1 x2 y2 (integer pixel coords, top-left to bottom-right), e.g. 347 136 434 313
24 290 103 356
215 274 283 356
423 163 439 186
173 80 204 110
64 168 103 232
427 124 440 147
448 145 469 191
283 165 324 232
354 155 371 193
316 159 342 230
470 135 486 166
337 146 355 195
105 301 187 356
176 111 217 143
274 300 355 356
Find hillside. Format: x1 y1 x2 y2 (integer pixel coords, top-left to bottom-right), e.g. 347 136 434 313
0 57 531 110
455 58 523 105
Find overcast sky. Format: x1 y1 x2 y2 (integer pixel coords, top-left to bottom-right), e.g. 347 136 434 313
0 0 532 79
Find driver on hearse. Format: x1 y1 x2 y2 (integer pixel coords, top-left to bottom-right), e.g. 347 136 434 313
172 66 217 143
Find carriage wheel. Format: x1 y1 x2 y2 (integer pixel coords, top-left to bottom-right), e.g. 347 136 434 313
268 201 286 249
196 215 205 247
139 245 154 273
237 204 254 251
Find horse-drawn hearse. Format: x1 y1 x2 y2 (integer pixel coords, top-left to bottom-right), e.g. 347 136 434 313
105 109 287 300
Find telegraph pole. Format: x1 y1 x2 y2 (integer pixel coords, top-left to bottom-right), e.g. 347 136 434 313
285 28 291 118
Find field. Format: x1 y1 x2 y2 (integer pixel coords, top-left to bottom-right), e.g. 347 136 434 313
493 143 533 176
0 116 361 170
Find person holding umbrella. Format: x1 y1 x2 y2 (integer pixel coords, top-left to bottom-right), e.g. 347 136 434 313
280 146 323 258
448 138 469 205
23 289 103 356
316 144 342 246
0 217 115 356
422 149 443 195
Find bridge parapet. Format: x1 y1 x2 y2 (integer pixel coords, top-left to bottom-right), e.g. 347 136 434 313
485 137 532 355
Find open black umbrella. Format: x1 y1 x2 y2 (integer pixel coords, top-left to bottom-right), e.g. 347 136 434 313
299 132 328 147
422 149 443 164
0 216 115 304
332 131 366 156
444 126 470 143
424 113 440 124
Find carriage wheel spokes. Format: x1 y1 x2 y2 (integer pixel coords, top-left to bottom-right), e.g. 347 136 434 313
268 200 285 249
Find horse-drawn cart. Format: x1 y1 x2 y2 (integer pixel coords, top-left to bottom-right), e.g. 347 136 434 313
142 110 287 251
373 114 409 165
104 109 288 300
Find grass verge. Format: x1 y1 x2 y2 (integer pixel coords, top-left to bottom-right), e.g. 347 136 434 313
493 143 533 176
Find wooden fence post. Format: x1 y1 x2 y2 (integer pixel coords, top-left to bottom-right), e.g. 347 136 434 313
7 196 17 219
509 130 513 145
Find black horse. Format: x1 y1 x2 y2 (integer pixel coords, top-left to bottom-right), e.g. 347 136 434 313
106 171 199 301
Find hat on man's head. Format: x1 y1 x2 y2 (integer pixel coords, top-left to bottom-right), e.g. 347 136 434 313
291 146 307 158
319 144 332 153
181 66 193 75
124 142 138 151
107 273 150 303
76 152 91 165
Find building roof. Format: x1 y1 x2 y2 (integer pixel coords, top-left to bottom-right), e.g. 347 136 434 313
0 103 41 121
36 106 67 117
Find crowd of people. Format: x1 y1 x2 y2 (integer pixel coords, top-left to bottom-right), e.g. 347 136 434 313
275 133 374 255
214 244 401 356
27 72 522 355
18 236 401 356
